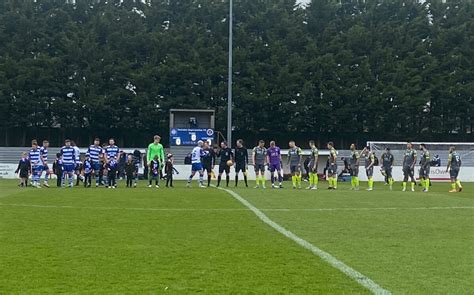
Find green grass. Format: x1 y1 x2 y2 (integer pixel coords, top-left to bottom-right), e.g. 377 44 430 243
0 179 472 294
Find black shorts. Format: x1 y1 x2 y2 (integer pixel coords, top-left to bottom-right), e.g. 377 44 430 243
350 166 359 177
419 166 430 178
403 166 414 177
254 164 265 173
450 168 459 178
235 162 246 173
327 164 337 175
290 165 301 174
219 163 230 174
19 170 29 178
203 163 213 173
365 166 374 177
381 166 392 177
308 162 318 173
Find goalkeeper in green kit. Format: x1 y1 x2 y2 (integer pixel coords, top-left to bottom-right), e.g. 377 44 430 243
147 135 165 181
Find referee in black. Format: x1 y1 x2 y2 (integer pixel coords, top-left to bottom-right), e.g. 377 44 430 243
217 141 233 187
234 139 249 187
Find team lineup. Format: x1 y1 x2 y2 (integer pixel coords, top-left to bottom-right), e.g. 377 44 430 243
15 136 464 193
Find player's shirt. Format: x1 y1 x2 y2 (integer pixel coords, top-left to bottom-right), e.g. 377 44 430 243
202 148 216 166
381 152 394 167
83 160 92 174
309 147 319 163
349 150 360 168
329 148 338 165
60 146 76 165
218 148 233 164
253 146 267 165
420 150 430 168
73 146 81 163
448 152 461 169
40 146 48 164
105 145 120 160
234 147 248 165
191 146 204 164
28 148 41 167
403 149 417 167
288 147 302 166
87 145 104 164
364 152 375 168
267 146 281 165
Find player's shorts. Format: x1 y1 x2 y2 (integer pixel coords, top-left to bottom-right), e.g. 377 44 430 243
450 168 459 178
203 163 213 173
219 163 230 174
269 163 281 172
32 165 42 175
92 162 102 172
403 166 414 177
63 163 75 173
350 166 359 177
235 162 246 173
254 163 265 173
19 170 29 178
381 166 392 177
327 164 337 175
290 165 301 174
191 163 203 172
365 166 374 177
419 166 430 178
308 161 318 173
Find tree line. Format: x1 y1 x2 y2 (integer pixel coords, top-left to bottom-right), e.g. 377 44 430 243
0 0 472 147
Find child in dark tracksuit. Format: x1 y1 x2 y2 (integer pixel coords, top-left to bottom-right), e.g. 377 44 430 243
165 153 179 187
107 157 118 188
125 155 135 188
52 153 63 187
15 152 31 187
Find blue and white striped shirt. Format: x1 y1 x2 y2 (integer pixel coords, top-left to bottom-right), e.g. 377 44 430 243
87 145 104 163
28 148 41 167
40 146 48 163
61 146 76 165
105 145 120 160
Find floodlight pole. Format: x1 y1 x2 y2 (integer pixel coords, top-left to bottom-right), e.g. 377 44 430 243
226 0 233 146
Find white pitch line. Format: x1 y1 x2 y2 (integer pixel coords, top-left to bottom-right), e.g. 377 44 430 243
216 186 392 295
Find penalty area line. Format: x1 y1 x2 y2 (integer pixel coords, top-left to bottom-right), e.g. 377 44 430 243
216 186 392 295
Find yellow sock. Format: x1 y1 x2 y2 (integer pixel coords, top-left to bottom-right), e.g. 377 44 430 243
292 176 296 186
334 177 337 189
314 174 318 187
425 179 429 191
328 177 333 187
369 178 373 189
451 182 456 189
355 177 359 187
351 177 355 188
411 182 415 190
309 173 314 186
256 175 261 186
297 175 302 186
456 180 462 188
403 182 407 189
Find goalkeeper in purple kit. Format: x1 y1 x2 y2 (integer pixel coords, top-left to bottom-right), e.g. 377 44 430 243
267 141 283 189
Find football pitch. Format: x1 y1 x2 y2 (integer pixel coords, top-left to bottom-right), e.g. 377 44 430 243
0 180 472 294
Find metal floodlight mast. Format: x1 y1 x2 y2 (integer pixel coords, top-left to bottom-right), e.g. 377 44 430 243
227 0 233 146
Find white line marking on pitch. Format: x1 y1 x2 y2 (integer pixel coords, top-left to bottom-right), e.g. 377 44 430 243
216 186 392 295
